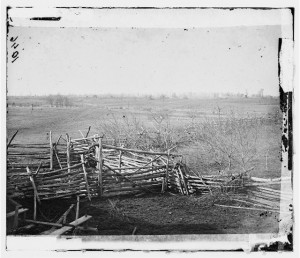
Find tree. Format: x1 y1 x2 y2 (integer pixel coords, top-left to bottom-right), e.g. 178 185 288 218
46 94 72 107
46 95 55 107
258 89 264 98
195 111 261 176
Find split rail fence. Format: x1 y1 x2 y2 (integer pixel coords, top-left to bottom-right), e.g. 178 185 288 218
7 132 188 200
7 131 291 213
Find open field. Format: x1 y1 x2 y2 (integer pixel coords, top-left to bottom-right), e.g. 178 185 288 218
6 95 285 236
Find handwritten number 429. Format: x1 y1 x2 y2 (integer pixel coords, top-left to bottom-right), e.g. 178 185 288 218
10 36 19 63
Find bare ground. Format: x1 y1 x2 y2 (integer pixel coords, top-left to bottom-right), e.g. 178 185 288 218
12 192 280 236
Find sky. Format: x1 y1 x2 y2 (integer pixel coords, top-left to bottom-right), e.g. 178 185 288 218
7 8 293 96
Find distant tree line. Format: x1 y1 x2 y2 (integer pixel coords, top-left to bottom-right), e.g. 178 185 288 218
46 94 73 107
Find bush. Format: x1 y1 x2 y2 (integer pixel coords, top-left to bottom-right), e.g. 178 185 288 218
97 111 190 151
194 111 262 176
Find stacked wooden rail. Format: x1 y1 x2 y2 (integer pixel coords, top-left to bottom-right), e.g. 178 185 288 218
7 132 183 199
213 183 292 214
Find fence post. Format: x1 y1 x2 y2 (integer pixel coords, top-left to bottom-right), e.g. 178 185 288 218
27 167 39 220
49 131 53 170
76 195 80 220
96 137 103 197
66 134 71 183
81 154 91 201
33 192 37 220
164 149 170 192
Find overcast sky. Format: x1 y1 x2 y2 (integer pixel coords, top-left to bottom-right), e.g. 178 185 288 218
7 8 293 96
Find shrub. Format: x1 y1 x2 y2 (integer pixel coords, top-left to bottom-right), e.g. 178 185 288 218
194 111 262 176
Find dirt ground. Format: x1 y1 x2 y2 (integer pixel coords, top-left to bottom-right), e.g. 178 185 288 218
89 194 280 235
12 192 281 236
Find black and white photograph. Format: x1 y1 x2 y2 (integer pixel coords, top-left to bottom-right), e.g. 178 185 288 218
1 1 297 255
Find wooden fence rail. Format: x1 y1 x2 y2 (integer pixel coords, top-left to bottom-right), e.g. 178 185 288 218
7 131 274 200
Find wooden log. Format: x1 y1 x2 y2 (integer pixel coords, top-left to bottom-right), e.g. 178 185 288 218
8 153 50 157
103 187 141 193
232 198 271 208
37 162 82 176
102 166 166 178
6 208 28 218
105 187 160 194
250 189 281 199
36 192 77 200
55 135 62 146
7 163 50 168
248 190 281 201
26 167 40 204
97 137 103 196
85 126 91 138
10 142 48 146
105 180 163 189
102 173 165 184
250 178 284 185
80 155 91 201
34 162 43 175
103 164 157 193
7 130 19 150
178 166 189 195
132 226 137 235
164 149 170 192
256 187 292 196
213 204 283 213
25 219 71 228
38 170 81 181
79 130 85 138
37 177 83 187
247 197 280 209
250 176 290 182
53 147 63 169
76 196 80 219
66 134 71 182
49 131 53 170
101 157 164 180
33 192 37 220
72 134 102 141
13 206 19 229
8 146 49 150
101 144 180 157
100 164 166 171
37 178 84 188
37 188 88 197
41 204 75 234
188 176 213 195
50 215 92 236
173 167 183 194
122 154 162 174
120 172 165 181
122 155 151 164
200 180 224 185
7 197 21 207
127 151 158 161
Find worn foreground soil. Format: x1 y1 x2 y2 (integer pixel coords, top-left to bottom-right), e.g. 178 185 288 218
13 192 280 236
